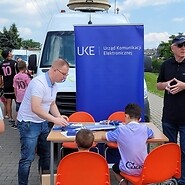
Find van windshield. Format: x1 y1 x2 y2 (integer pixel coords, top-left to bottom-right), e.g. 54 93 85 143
40 31 75 67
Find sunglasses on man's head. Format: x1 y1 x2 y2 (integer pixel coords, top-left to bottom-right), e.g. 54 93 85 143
176 42 185 48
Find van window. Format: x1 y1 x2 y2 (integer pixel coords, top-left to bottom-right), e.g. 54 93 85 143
40 31 75 67
13 55 28 62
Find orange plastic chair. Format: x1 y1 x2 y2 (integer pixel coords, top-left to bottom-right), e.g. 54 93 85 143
120 143 181 185
68 111 96 122
55 151 110 185
104 111 125 159
107 111 125 122
61 111 99 158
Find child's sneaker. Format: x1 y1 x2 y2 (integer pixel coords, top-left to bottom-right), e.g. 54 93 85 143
4 115 9 119
11 124 17 130
9 118 15 122
9 118 15 125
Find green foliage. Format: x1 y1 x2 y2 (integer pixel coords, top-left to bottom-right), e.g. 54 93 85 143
157 41 173 60
22 39 41 49
0 52 3 63
0 23 22 49
152 58 163 73
157 32 184 60
151 33 184 73
0 23 41 50
145 72 164 97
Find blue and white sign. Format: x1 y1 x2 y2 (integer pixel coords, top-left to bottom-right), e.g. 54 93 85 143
74 25 144 121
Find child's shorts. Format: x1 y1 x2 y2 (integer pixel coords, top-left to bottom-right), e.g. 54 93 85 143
4 93 16 99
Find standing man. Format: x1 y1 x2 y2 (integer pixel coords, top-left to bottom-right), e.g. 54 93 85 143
157 35 185 185
17 58 69 185
0 48 18 122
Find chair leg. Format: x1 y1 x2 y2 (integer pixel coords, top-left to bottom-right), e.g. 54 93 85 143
60 147 64 159
57 143 61 164
94 146 99 153
104 146 108 160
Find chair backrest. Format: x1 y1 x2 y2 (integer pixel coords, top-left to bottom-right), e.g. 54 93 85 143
55 151 110 185
140 143 181 184
108 111 125 122
69 111 95 122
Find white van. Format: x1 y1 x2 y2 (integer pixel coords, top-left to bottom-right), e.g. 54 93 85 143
12 49 40 66
28 11 151 121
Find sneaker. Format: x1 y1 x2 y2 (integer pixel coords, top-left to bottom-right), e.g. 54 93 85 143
119 179 126 185
162 179 178 185
9 119 15 125
9 118 15 122
11 124 17 130
4 115 9 119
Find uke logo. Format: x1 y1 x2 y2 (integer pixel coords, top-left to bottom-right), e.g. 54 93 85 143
77 46 95 56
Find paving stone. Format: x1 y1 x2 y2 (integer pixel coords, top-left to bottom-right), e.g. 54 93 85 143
0 93 163 185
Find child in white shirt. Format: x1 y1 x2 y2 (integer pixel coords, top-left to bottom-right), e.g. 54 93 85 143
102 103 154 185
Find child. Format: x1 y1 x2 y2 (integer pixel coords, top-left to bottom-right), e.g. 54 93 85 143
12 60 31 129
0 106 5 133
102 103 154 185
75 129 94 151
0 48 18 123
0 93 8 119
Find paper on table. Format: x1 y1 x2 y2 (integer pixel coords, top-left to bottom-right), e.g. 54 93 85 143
84 124 116 131
61 131 75 138
70 123 83 127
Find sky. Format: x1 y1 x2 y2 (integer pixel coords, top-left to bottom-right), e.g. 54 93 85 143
0 0 184 49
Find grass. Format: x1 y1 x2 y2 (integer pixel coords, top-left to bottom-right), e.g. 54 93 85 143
145 72 164 97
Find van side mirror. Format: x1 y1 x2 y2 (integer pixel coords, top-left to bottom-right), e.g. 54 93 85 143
28 54 37 74
144 55 153 72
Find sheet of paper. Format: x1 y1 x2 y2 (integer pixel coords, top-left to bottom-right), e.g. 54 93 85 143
61 131 75 138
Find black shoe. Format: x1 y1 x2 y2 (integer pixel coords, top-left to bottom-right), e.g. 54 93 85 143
9 118 15 125
11 124 17 130
163 179 178 185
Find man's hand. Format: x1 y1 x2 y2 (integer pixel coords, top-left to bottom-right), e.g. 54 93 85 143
165 79 176 93
167 78 185 94
54 116 69 126
61 115 69 121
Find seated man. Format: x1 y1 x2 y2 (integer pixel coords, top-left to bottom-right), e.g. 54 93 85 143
102 103 154 185
75 129 94 151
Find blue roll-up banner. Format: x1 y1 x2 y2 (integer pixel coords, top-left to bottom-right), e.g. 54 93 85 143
74 25 144 122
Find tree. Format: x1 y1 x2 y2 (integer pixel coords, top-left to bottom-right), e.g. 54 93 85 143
157 33 184 60
0 23 41 50
0 23 22 49
22 39 41 49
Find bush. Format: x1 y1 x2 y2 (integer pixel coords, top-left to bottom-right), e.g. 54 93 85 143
152 58 163 73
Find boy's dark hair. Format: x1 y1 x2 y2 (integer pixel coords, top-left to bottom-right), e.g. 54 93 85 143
125 103 142 119
18 60 26 70
75 129 94 150
1 48 12 59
